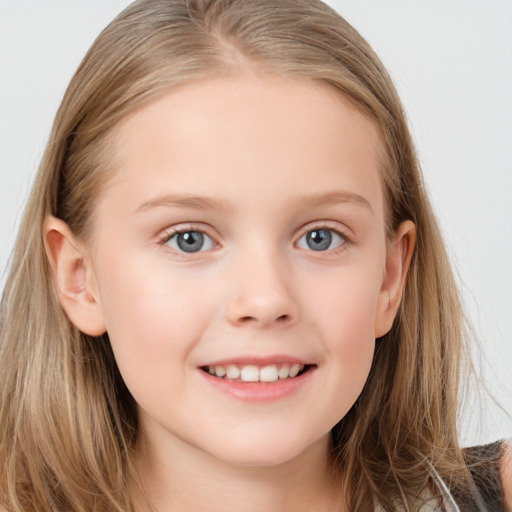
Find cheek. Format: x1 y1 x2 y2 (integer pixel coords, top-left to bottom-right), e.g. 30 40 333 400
93 254 215 385
304 260 382 341
300 261 382 413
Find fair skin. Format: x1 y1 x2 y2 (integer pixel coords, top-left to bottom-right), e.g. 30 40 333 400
45 73 416 511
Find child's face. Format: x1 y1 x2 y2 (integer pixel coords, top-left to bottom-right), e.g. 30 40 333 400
85 74 404 467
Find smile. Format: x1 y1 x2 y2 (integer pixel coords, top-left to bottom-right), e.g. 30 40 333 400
201 363 313 383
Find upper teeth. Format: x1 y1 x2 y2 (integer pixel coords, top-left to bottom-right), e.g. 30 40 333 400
206 363 305 382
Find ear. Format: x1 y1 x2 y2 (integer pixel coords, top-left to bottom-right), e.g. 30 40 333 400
43 215 106 336
374 220 416 338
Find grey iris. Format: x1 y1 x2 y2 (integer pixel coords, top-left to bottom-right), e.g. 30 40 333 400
307 229 332 251
177 231 205 253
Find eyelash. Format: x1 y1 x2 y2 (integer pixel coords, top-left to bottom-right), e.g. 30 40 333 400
157 222 351 255
157 225 218 254
295 222 351 254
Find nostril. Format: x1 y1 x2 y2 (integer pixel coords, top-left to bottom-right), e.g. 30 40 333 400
236 313 291 325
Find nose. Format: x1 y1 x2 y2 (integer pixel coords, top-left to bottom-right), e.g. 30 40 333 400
225 250 299 328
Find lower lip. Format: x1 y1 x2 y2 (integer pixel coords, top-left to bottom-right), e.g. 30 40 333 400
198 368 315 402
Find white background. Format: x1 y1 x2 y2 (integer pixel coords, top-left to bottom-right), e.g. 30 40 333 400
1 1 511 446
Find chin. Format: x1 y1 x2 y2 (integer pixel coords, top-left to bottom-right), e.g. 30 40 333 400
225 451 298 468
204 431 326 469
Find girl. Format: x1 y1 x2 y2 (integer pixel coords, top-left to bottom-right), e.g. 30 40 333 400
0 1 510 511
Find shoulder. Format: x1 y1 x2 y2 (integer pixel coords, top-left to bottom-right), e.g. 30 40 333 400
462 440 512 512
501 440 512 511
460 441 506 511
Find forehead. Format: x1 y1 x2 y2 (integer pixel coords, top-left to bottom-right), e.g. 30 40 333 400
101 73 385 219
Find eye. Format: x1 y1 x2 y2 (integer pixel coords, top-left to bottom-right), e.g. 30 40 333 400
296 228 346 252
164 230 215 253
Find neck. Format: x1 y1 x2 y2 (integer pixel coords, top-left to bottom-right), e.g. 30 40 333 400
132 432 345 512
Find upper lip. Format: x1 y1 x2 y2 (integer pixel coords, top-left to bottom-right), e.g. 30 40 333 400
199 355 315 367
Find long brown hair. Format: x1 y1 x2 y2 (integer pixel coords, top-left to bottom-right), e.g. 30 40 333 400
0 1 473 510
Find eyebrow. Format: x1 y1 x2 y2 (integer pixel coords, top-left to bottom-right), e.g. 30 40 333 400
133 190 373 215
134 194 232 214
294 190 374 214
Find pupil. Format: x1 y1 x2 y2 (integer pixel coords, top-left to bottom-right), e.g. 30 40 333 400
177 231 204 253
307 229 331 251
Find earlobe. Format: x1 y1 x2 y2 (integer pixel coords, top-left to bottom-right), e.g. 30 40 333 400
44 215 106 336
374 220 416 338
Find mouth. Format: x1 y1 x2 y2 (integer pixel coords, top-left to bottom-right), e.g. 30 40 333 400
199 363 315 383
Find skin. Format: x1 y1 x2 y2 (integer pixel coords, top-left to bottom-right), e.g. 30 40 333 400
45 73 416 511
